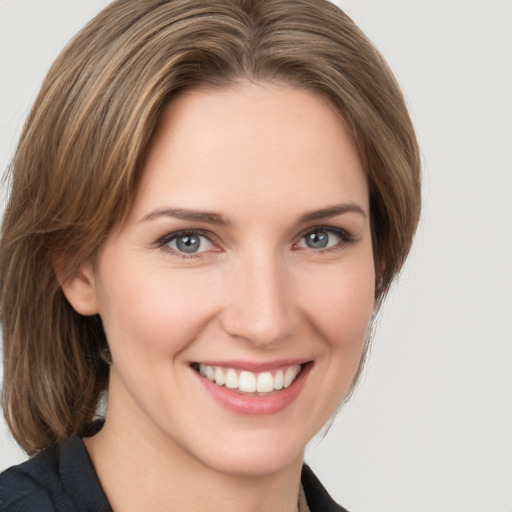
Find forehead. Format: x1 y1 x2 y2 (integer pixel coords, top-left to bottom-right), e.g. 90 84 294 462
131 81 368 222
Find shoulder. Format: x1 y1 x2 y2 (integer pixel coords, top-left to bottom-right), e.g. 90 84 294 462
0 435 111 512
1 445 67 511
301 464 351 512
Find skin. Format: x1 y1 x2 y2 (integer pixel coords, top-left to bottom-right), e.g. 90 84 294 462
62 81 375 512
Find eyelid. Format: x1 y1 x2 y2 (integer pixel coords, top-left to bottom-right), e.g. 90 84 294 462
294 225 356 249
157 229 220 258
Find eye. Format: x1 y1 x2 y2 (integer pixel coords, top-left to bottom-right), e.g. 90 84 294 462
297 228 348 250
161 231 214 255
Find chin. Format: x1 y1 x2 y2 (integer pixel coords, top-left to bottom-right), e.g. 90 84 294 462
206 447 304 479
181 426 311 479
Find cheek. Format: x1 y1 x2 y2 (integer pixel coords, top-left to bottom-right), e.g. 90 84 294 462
96 263 223 358
299 260 375 351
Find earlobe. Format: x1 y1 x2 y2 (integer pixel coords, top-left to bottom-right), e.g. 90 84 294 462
59 263 100 316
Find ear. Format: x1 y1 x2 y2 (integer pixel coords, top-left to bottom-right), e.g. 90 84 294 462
58 262 100 316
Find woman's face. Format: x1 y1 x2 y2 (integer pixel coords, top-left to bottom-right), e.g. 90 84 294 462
82 82 375 476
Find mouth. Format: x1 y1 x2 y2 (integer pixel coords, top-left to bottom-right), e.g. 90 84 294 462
191 362 305 395
190 360 312 415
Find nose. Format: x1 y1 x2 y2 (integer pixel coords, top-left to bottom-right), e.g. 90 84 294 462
219 250 296 348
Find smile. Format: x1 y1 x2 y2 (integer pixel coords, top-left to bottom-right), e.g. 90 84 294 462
191 361 312 415
196 364 302 394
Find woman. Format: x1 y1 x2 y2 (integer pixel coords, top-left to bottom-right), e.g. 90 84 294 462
0 0 420 510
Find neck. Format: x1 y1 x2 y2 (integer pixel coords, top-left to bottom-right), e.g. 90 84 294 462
84 412 304 512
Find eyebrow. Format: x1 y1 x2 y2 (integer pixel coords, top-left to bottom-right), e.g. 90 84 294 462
298 204 367 223
140 203 366 226
140 208 231 226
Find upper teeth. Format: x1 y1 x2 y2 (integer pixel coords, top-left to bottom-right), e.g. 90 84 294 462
199 364 301 393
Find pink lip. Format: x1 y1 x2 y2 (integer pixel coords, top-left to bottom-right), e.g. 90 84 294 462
193 362 313 416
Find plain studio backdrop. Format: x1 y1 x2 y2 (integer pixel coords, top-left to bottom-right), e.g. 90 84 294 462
0 1 511 511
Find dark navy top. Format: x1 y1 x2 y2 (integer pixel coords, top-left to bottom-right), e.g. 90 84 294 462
1 435 348 511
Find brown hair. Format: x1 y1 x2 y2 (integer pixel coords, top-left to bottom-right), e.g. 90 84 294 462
0 0 420 454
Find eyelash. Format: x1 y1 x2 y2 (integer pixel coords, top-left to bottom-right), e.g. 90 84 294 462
157 226 356 259
157 229 216 259
294 226 356 252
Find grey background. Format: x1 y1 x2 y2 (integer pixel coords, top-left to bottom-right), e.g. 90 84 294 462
1 1 511 511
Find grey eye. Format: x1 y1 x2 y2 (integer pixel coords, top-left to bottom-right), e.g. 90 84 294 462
167 233 213 254
304 231 328 249
299 230 340 250
176 234 200 253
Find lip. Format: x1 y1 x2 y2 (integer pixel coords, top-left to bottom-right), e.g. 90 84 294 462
192 361 313 416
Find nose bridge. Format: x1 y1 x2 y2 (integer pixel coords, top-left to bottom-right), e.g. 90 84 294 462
222 246 294 346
